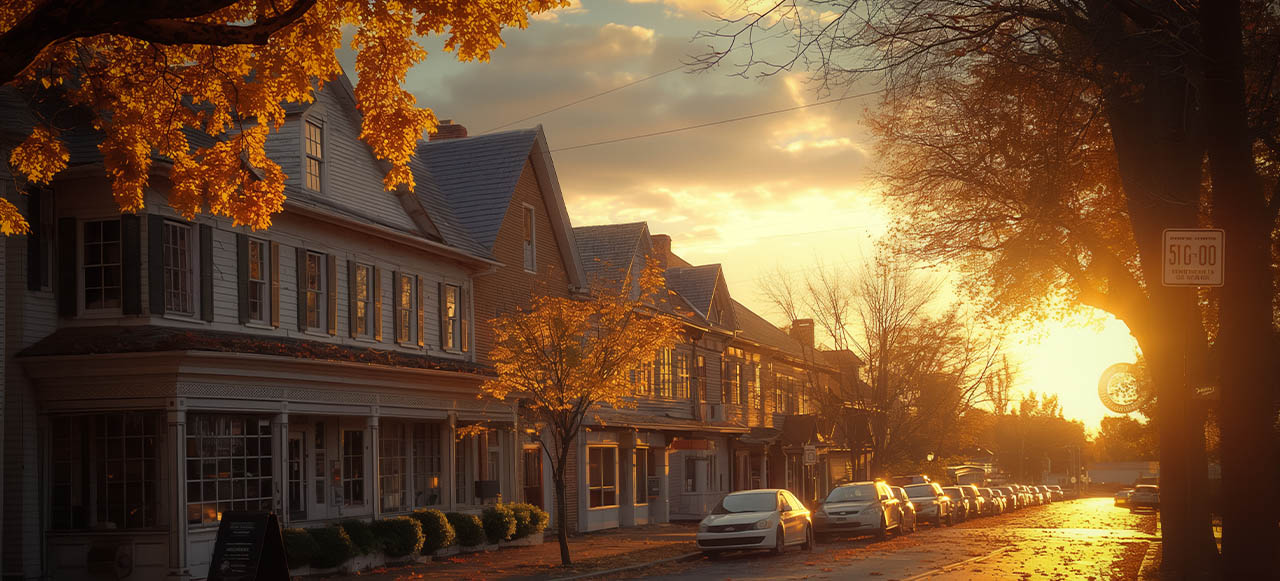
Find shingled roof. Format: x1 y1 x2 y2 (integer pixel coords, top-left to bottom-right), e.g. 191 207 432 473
664 264 721 317
414 128 541 251
573 222 648 282
732 299 805 357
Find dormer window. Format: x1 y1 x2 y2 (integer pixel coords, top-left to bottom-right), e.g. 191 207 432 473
522 205 536 272
305 120 324 191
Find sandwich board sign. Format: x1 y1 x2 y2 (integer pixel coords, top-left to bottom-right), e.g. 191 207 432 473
1162 229 1224 287
207 512 289 581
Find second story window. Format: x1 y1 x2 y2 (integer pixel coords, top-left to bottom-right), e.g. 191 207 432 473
246 239 268 323
522 205 536 271
304 252 325 330
695 355 707 401
82 219 122 310
654 348 672 398
352 263 373 338
396 273 413 344
441 283 459 350
163 221 195 315
305 120 324 192
674 351 691 399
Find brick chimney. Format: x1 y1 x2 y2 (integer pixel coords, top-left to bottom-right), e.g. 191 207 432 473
430 119 468 141
791 318 815 349
650 234 672 269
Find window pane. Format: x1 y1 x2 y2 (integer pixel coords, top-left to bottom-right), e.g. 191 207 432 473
186 414 274 525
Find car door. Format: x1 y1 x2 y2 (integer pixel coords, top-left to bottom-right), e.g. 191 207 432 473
780 491 806 541
879 483 900 528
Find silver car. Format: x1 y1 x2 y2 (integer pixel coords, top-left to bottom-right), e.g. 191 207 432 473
814 480 903 540
697 489 814 555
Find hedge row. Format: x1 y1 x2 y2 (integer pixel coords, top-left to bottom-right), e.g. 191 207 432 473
281 504 549 569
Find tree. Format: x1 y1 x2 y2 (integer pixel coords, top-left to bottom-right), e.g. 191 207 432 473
481 262 680 565
1096 416 1159 463
698 2 1278 576
0 0 563 234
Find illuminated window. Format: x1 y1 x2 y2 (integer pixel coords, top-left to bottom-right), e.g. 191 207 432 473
588 447 617 508
305 121 324 191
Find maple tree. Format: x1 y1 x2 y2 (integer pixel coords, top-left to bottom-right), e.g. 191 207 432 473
0 0 564 235
482 262 681 565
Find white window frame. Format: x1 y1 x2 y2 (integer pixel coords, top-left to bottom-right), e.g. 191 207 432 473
396 273 414 345
246 238 270 324
81 218 123 313
162 220 197 316
49 413 163 531
304 251 326 332
305 119 324 192
342 429 365 507
352 262 373 338
587 446 618 509
443 283 460 351
522 204 536 272
185 414 274 526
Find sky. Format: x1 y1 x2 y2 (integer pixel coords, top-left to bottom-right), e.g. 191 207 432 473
386 0 1142 430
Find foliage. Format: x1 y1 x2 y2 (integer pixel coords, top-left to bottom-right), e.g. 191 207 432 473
445 512 486 547
509 503 550 539
0 0 566 235
339 519 378 556
481 503 517 544
306 525 355 569
409 508 456 554
282 528 319 569
370 516 424 558
1094 416 1159 463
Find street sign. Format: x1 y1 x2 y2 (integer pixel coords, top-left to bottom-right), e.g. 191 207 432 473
803 445 817 466
1162 229 1224 287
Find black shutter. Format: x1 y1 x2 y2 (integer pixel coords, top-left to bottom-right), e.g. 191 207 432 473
200 223 213 322
326 254 337 336
121 215 141 315
236 233 250 324
270 242 280 328
296 247 307 331
26 189 41 291
147 214 165 315
56 216 77 317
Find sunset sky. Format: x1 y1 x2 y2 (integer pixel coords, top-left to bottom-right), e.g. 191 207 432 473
379 0 1142 430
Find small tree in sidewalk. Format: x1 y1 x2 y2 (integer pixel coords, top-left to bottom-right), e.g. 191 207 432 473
482 262 680 565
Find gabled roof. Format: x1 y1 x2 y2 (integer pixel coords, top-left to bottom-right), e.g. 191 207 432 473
732 299 806 358
664 264 721 317
573 222 649 282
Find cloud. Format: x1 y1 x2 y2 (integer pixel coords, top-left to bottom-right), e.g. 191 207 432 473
532 0 588 22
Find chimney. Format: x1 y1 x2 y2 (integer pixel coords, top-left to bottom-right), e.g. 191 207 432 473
430 119 468 141
650 234 671 270
791 318 815 349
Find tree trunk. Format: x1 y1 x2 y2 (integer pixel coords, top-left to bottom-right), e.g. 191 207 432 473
1199 2 1280 577
554 464 571 565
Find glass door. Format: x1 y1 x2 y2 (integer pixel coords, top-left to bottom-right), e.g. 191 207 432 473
287 431 308 520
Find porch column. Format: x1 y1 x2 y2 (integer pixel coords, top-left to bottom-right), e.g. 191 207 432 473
166 409 190 580
654 446 670 523
367 415 380 519
445 413 456 511
619 432 636 527
272 413 288 523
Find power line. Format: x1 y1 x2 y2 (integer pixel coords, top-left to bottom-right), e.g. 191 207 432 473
549 88 882 153
480 64 686 134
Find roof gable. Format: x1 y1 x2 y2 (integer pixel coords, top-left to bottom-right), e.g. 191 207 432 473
573 222 649 284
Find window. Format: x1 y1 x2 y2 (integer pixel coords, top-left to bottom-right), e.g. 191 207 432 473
82 219 122 310
745 362 759 410
674 351 691 399
630 363 652 396
305 120 324 191
304 251 325 330
352 263 373 337
654 348 672 398
185 415 273 525
588 447 617 508
684 457 697 493
635 448 650 505
724 359 740 405
696 356 707 401
163 221 195 314
522 205 536 271
50 413 161 530
412 423 442 506
247 239 268 322
442 283 459 350
396 273 414 343
313 423 327 505
380 423 408 512
342 430 365 506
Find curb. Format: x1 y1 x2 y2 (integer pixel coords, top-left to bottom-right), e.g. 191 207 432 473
550 551 702 581
1137 541 1161 580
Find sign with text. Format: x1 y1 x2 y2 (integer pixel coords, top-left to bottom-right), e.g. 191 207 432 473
207 512 289 581
1162 229 1224 287
803 445 818 466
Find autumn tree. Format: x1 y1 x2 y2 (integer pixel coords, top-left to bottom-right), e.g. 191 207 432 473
699 2 1278 576
482 262 680 566
1095 416 1159 463
0 0 563 234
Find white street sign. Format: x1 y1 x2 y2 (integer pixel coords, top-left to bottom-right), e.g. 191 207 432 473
804 445 817 466
1162 229 1224 287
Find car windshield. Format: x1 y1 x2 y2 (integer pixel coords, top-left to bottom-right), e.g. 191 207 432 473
826 484 877 503
1136 485 1158 492
962 487 977 497
712 492 777 514
943 487 962 497
904 484 936 498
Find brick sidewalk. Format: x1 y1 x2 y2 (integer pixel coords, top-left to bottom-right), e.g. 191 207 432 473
319 522 697 581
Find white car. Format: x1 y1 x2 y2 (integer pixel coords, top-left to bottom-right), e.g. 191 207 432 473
696 489 814 556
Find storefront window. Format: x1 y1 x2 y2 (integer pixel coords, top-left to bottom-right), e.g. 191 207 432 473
412 423 443 506
51 413 161 530
343 430 365 506
380 423 407 512
635 448 649 505
588 447 617 508
186 414 273 525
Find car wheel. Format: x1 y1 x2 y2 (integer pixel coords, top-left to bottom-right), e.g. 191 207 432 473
773 526 785 554
801 525 814 551
875 516 888 540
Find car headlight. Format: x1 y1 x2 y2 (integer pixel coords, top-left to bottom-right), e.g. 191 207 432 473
753 519 771 530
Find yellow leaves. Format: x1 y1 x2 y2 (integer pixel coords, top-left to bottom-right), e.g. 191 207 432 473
9 126 68 185
0 198 31 236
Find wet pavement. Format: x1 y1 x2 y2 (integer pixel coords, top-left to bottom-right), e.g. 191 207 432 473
627 496 1158 581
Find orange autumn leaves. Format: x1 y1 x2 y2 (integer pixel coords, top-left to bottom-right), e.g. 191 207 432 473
1 0 566 235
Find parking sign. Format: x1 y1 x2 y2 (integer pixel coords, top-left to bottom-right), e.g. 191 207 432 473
1162 229 1224 287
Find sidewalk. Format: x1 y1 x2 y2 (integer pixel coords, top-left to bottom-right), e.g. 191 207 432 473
321 522 698 581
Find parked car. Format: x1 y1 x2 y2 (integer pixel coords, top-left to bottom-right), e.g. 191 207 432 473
889 474 932 487
1037 485 1055 503
942 486 971 521
1129 485 1160 514
1047 485 1065 502
995 486 1021 510
1114 488 1134 507
961 485 986 516
892 486 918 533
814 480 903 540
904 482 954 526
980 488 1004 515
697 489 814 556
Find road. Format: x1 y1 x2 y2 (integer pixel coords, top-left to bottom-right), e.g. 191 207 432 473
627 497 1159 581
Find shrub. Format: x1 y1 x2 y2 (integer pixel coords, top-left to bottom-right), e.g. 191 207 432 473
481 504 517 544
509 503 550 540
445 512 486 547
307 526 355 569
410 509 456 554
283 528 320 569
340 519 378 555
371 516 424 558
